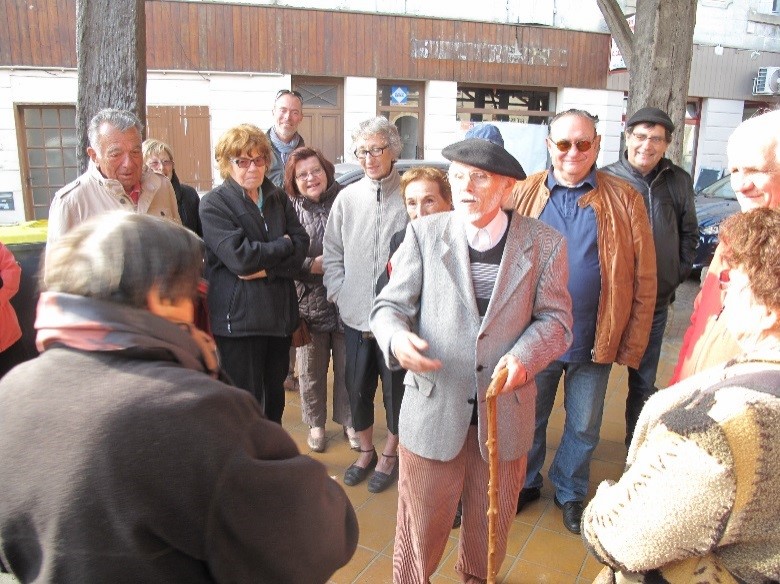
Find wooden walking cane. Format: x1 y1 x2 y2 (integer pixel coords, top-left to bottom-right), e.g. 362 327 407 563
485 366 508 584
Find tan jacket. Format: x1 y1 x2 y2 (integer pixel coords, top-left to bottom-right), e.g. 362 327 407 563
511 170 656 369
46 162 181 271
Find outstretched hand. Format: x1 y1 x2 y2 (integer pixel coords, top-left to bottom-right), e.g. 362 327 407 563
391 331 442 373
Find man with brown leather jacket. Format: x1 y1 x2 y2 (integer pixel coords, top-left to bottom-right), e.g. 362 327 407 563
510 108 656 534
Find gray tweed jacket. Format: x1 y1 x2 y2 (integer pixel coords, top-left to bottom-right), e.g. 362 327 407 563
370 211 572 462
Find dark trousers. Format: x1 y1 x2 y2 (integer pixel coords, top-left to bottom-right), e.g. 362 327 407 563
0 338 28 380
626 302 669 446
215 334 291 424
344 324 405 433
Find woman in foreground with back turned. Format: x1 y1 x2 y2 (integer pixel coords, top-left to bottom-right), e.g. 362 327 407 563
0 212 357 583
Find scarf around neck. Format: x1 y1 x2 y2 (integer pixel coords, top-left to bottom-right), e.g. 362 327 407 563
269 128 301 166
35 292 220 378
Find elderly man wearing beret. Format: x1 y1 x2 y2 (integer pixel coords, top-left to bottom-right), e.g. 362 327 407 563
370 138 573 582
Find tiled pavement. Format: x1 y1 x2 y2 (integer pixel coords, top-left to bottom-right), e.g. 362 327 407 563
0 278 701 584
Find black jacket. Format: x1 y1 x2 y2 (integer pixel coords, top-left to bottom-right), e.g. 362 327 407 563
290 180 343 333
200 176 309 337
602 154 698 305
171 170 202 237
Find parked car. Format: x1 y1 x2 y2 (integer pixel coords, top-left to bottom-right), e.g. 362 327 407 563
335 159 450 186
692 174 740 274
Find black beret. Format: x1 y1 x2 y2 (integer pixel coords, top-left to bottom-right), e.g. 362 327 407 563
626 107 675 133
442 138 526 181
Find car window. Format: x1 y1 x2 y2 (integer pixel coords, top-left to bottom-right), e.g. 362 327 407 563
700 176 737 201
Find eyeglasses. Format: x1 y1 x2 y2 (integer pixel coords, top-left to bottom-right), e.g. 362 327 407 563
231 156 266 169
354 145 389 160
630 132 667 145
148 160 173 168
447 169 493 188
276 89 303 101
295 167 324 181
549 138 595 153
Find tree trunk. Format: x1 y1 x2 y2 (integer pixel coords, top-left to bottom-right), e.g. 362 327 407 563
597 0 698 165
76 0 146 173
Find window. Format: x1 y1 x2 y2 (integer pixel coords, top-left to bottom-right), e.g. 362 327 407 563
377 82 424 159
18 105 78 220
456 86 554 125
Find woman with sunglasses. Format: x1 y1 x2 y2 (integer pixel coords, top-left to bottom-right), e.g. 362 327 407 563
283 146 358 453
200 124 309 424
582 207 780 584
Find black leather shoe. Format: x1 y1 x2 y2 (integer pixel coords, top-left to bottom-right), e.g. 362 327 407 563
516 487 541 514
344 449 378 487
367 453 398 493
554 496 583 534
452 500 463 529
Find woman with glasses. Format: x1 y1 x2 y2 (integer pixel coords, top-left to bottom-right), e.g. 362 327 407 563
283 146 358 452
200 124 309 424
582 207 780 584
323 117 409 493
143 139 202 236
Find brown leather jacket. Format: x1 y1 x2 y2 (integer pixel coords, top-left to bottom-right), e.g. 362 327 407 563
511 170 656 369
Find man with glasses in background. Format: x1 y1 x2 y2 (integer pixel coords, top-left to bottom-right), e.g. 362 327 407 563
510 108 656 533
267 89 305 188
602 107 698 447
672 109 780 382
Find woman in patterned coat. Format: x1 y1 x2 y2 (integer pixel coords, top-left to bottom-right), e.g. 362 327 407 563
582 207 780 584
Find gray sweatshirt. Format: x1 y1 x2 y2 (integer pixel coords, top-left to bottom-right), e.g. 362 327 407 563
323 170 408 331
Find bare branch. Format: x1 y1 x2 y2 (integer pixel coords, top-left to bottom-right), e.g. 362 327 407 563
597 0 634 69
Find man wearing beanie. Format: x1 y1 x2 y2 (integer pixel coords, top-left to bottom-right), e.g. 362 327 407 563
370 138 572 582
511 109 656 534
602 107 698 446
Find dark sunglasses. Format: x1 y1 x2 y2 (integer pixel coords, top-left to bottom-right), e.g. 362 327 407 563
276 89 303 100
549 138 595 153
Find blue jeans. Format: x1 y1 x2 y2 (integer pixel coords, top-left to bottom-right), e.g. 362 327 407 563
524 360 612 503
625 303 668 446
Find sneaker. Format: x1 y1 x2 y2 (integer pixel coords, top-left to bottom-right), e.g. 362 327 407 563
343 426 361 450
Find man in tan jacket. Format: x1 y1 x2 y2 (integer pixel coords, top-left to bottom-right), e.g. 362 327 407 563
511 108 656 534
46 108 180 273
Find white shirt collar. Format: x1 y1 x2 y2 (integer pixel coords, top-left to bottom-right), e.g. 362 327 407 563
463 210 508 252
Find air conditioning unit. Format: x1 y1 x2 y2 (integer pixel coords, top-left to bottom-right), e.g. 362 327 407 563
753 66 780 95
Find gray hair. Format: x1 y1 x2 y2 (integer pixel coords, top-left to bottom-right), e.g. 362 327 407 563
549 108 599 135
351 116 403 159
87 109 144 156
44 212 204 309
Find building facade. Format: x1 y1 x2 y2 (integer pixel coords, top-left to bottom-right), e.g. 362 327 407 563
1 0 779 223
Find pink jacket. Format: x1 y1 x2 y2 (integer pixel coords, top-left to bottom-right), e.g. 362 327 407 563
0 243 22 352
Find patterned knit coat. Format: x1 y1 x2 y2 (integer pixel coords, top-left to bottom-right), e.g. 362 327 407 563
583 353 780 584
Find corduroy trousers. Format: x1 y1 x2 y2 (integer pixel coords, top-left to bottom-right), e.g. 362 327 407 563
393 425 526 583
